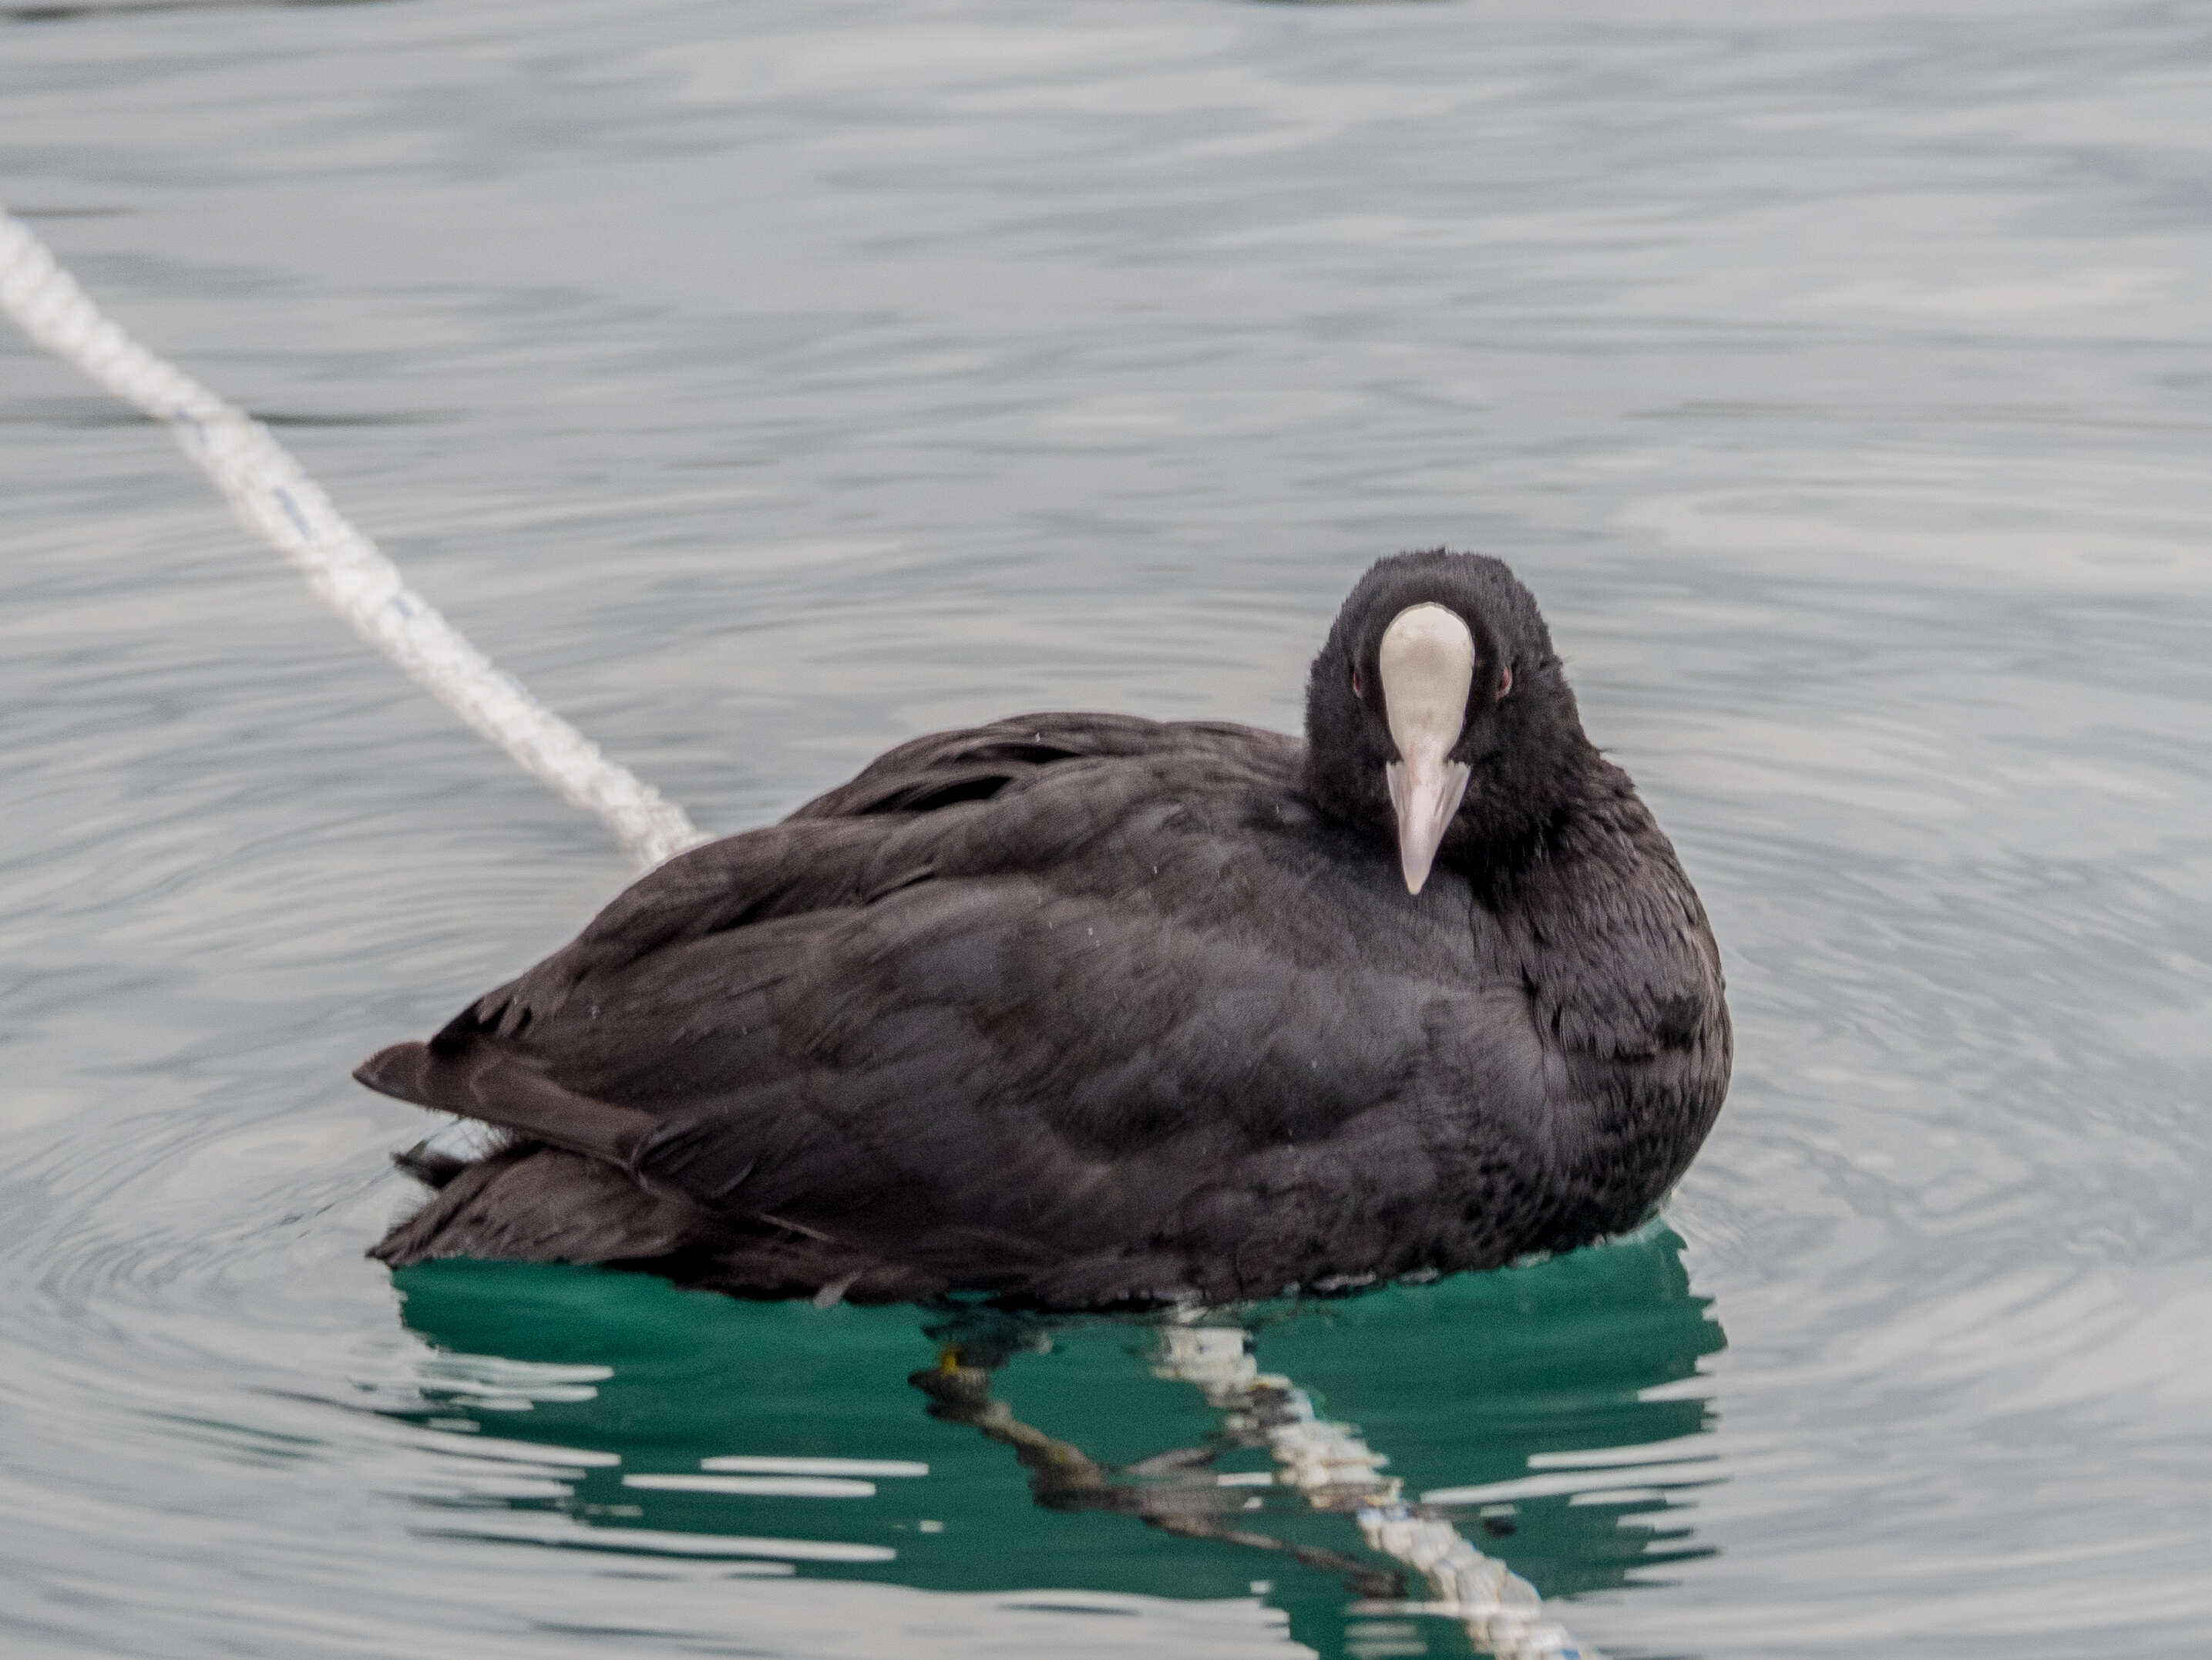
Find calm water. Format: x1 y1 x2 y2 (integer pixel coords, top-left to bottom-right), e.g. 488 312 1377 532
5 2 2210 1655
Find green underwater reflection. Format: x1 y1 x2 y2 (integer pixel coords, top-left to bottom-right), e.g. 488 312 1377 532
388 1224 1723 1655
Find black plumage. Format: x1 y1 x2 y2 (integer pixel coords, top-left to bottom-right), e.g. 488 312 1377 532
360 551 1730 1309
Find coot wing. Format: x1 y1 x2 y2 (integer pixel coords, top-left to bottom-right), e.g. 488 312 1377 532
365 714 1562 1302
432 713 1297 1043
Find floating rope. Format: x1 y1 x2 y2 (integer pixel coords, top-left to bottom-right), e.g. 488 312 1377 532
0 207 708 870
1156 1327 1600 1660
4 204 1601 1656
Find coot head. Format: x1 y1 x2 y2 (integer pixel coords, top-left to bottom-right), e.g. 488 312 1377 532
1304 550 1594 892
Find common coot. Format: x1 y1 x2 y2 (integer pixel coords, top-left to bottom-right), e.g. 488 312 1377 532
359 550 1730 1309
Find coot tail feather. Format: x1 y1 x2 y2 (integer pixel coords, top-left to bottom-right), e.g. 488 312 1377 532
354 1037 656 1167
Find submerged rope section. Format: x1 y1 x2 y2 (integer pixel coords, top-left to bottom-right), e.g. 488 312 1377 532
0 207 708 871
5 206 1600 1657
1157 1327 1601 1660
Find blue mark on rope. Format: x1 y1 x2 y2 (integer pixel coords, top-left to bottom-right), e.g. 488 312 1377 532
273 486 311 538
388 593 417 620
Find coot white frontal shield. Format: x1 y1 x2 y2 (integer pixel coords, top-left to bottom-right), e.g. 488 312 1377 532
1378 602 1475 894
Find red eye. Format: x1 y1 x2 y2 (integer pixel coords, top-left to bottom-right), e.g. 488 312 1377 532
1498 664 1513 697
1350 670 1363 696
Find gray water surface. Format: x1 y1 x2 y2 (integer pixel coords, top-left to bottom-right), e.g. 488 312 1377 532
5 2 2210 1656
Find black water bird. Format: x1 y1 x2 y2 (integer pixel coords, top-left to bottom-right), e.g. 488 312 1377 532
359 551 1730 1308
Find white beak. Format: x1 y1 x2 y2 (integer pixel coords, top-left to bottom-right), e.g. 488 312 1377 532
1378 603 1476 895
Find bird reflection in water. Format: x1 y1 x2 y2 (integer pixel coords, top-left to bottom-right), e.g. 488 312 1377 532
912 1327 1408 1599
383 1222 1724 1649
912 1225 1721 1655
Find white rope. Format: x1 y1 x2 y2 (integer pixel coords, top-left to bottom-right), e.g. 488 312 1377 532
1155 1328 1600 1660
0 207 710 871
